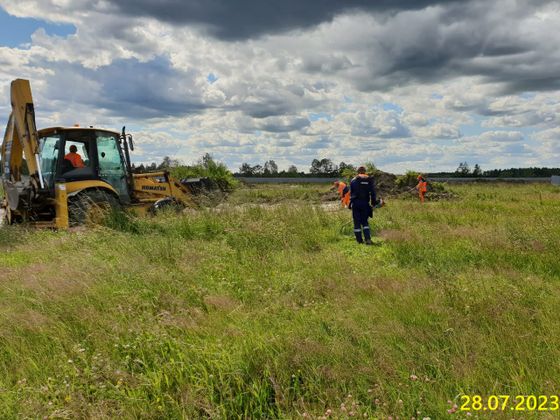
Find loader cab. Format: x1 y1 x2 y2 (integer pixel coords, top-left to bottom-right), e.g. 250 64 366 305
38 128 131 203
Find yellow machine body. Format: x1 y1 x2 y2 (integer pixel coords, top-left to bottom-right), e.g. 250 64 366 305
1 79 196 228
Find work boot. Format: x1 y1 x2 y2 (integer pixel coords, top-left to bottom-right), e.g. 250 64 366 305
354 230 363 244
365 239 374 245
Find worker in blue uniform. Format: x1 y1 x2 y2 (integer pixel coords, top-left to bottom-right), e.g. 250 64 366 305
349 166 377 245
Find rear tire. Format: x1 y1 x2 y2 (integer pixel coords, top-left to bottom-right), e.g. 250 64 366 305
68 189 121 226
148 197 185 215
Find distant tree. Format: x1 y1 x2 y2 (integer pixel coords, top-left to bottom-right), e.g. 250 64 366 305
201 153 214 169
472 164 482 176
148 162 157 171
339 162 356 174
252 164 264 175
158 156 180 169
158 156 172 169
456 161 471 175
287 165 298 174
239 163 254 176
310 159 321 174
264 160 279 175
310 158 337 176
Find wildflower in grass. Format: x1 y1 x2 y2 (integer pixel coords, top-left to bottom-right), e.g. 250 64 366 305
448 404 458 414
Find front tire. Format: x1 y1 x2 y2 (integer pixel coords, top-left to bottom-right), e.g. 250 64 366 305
68 189 121 226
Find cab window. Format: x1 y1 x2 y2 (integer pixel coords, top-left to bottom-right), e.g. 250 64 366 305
39 134 60 189
96 132 128 199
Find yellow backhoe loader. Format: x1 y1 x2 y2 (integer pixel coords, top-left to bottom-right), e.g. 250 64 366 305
1 79 196 228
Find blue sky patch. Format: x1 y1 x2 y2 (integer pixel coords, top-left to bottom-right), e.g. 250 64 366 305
518 92 536 100
308 112 332 122
207 73 218 84
382 102 403 113
0 7 75 48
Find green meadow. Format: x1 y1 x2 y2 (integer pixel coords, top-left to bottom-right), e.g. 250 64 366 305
1 183 559 419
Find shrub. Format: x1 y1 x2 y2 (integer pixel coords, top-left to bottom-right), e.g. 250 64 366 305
340 162 381 181
170 154 239 191
396 170 421 188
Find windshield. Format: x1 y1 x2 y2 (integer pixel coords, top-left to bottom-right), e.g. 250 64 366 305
39 134 61 189
96 132 128 199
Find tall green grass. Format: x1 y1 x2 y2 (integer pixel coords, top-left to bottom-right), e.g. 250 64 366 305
0 184 559 418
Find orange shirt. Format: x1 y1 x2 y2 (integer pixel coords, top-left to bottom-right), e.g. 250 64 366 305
417 180 427 193
337 182 347 197
64 152 85 168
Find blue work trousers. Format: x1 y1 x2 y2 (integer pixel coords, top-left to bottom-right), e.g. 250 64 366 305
352 201 372 243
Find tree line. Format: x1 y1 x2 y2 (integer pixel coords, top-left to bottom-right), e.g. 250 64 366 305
427 162 560 178
127 156 560 179
236 159 358 177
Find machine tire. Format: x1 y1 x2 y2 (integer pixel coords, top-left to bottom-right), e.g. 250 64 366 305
68 189 121 226
148 197 185 215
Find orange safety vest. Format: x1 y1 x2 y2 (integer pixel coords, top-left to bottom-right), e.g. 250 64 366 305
64 152 85 168
417 180 427 193
337 182 350 206
337 182 346 197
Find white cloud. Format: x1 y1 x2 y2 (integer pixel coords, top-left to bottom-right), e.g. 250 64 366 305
0 0 559 172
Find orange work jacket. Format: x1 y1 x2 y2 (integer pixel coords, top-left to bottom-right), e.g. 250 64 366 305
64 152 85 168
337 182 347 197
417 180 427 193
337 182 350 206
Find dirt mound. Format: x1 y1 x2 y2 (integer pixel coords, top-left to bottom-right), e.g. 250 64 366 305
375 171 399 196
181 177 229 207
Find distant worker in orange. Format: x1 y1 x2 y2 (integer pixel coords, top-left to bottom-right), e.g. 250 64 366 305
416 174 428 203
64 145 85 168
333 180 350 208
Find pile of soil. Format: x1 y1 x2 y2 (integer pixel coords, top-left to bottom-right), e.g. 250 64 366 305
181 177 229 206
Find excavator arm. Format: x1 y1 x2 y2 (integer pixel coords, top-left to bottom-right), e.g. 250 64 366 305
2 79 46 214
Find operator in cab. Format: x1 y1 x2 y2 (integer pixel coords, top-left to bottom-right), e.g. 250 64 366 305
64 145 85 168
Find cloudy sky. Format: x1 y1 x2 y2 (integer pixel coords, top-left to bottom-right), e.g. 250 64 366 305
0 0 559 173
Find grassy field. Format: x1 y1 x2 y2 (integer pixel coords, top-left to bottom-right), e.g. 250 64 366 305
1 183 559 419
